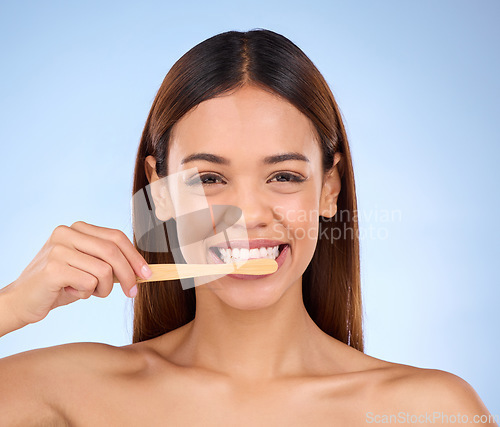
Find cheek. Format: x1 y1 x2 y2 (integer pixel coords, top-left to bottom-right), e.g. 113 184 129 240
272 193 320 248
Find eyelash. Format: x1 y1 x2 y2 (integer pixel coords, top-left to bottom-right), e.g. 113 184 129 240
270 172 307 184
186 172 306 186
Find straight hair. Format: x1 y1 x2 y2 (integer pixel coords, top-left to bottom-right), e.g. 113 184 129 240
131 29 363 352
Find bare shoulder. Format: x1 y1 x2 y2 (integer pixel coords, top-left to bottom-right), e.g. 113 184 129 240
0 341 145 425
336 344 495 423
1 340 145 376
369 360 495 422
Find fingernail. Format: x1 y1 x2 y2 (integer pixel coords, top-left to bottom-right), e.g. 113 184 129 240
129 285 138 298
141 264 152 278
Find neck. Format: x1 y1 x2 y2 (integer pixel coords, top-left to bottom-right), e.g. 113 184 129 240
175 276 333 382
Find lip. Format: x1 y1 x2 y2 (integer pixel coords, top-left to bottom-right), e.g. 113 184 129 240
207 242 290 280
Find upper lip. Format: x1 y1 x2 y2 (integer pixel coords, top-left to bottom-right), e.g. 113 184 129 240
209 239 288 250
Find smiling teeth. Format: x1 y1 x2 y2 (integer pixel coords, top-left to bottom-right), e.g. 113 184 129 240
218 246 280 263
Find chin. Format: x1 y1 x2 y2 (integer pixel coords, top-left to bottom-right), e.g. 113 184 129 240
207 280 289 311
199 263 305 312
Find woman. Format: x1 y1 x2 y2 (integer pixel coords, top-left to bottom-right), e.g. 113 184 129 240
0 29 495 426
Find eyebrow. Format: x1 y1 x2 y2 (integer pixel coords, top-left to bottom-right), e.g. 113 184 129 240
180 152 310 166
264 152 310 164
181 153 229 165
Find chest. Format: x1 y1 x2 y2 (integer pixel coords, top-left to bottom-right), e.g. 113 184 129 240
66 374 370 426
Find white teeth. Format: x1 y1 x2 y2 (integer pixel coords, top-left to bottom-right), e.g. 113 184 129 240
241 248 250 258
249 248 259 258
213 245 282 263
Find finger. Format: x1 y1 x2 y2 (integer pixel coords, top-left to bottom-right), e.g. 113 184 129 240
61 264 99 300
53 225 138 297
64 247 115 298
70 222 151 279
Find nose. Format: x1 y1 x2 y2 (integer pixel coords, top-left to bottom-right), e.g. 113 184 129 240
225 184 274 231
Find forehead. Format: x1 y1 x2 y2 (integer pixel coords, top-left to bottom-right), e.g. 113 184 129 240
168 85 320 170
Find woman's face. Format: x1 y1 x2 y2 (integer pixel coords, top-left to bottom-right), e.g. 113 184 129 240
148 84 341 310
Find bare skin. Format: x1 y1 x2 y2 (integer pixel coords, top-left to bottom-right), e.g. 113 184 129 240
0 332 494 426
0 85 495 426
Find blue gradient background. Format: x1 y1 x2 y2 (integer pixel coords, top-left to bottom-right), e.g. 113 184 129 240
0 0 498 413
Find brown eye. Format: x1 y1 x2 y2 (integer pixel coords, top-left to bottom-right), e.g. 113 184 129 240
268 172 306 184
186 173 226 186
200 174 225 185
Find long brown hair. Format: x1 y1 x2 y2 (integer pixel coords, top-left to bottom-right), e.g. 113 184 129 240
131 29 363 352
